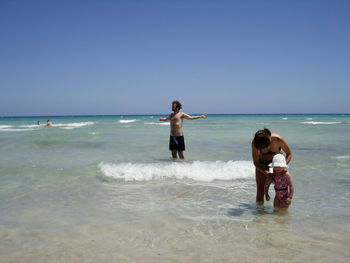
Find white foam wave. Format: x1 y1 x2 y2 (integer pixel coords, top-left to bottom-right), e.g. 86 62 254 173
119 120 136 124
334 155 350 160
282 118 288 120
0 124 43 128
52 122 94 129
301 121 341 125
18 124 44 128
0 124 40 132
144 122 170 126
0 122 94 131
306 118 313 120
0 127 37 132
98 160 254 182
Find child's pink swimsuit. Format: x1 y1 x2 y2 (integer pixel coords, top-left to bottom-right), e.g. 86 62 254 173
273 170 289 200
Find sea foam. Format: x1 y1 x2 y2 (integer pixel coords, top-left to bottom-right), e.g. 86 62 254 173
52 122 94 129
334 155 350 160
144 122 170 126
98 160 254 182
119 120 137 123
301 121 341 125
0 125 14 129
0 122 94 131
0 127 37 132
0 124 39 132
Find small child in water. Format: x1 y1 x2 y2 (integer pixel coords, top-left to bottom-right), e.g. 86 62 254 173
265 154 294 210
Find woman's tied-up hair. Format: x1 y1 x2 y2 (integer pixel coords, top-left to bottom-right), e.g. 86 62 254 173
253 128 271 149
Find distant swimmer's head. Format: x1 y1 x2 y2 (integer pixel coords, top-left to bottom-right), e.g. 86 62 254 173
253 128 271 150
172 100 182 111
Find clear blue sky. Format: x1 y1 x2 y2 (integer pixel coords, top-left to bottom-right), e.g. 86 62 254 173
1 0 349 116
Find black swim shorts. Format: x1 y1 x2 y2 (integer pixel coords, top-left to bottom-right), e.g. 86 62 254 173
169 136 185 151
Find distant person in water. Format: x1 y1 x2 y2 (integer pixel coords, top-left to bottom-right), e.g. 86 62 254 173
46 120 52 127
37 120 40 125
265 154 294 210
252 128 292 205
159 100 207 159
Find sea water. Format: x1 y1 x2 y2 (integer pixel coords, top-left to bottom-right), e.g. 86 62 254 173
0 114 349 262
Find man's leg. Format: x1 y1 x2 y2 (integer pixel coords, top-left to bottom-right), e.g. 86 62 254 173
177 136 185 159
171 150 178 159
178 151 184 159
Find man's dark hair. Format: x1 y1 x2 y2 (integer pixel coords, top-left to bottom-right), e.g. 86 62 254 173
172 100 182 110
253 128 271 149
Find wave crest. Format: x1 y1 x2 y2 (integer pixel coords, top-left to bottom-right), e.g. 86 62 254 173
301 121 341 125
98 160 254 182
0 122 94 131
334 155 350 160
52 122 94 129
119 120 136 124
144 122 170 126
0 124 40 131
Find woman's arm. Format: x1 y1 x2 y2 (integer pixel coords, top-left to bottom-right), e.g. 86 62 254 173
279 136 292 164
264 176 273 201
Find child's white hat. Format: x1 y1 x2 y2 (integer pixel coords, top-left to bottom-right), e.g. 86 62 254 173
269 153 289 168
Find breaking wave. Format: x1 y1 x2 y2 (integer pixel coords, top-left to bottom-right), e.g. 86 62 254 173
301 121 341 125
119 120 137 124
0 122 94 131
144 122 170 126
98 160 254 182
51 122 95 129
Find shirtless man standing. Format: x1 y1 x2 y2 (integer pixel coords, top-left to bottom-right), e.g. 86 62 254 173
159 100 207 159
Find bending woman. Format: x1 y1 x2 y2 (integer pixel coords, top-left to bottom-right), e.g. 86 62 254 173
251 128 292 205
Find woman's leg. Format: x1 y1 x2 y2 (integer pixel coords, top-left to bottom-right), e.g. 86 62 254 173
256 168 266 204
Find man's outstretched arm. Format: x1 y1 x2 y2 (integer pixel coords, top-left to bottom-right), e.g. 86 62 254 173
183 113 207 120
159 114 171 121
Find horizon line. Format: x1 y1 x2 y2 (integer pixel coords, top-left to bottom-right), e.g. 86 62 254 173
1 113 350 118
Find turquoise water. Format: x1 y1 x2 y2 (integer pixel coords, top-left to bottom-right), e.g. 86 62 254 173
1 114 350 262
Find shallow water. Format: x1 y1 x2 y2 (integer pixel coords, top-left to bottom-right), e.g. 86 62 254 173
1 114 350 262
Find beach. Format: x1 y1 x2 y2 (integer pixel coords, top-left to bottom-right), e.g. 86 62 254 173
1 114 350 262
